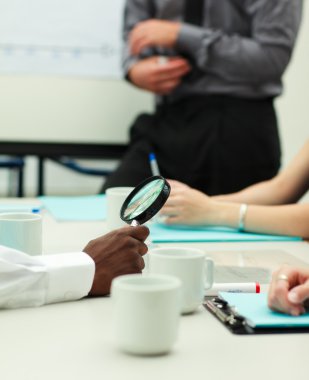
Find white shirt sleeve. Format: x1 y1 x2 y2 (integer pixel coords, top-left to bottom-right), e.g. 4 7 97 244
0 245 95 309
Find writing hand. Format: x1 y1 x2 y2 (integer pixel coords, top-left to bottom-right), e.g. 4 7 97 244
161 185 212 225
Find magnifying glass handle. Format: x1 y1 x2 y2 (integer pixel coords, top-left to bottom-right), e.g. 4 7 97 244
130 220 140 227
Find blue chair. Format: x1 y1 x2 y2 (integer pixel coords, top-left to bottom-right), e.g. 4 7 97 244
37 156 115 196
0 156 25 197
51 157 113 177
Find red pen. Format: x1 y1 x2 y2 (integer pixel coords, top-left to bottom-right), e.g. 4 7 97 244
205 282 260 296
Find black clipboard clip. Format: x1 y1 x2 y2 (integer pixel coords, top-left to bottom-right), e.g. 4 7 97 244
203 296 309 335
203 296 255 334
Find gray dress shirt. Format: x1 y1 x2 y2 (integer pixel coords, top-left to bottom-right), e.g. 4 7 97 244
123 0 303 102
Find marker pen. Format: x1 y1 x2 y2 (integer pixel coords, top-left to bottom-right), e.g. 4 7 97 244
205 282 260 296
149 153 160 176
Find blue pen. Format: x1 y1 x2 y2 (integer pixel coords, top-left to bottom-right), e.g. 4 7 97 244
0 206 41 214
149 153 160 176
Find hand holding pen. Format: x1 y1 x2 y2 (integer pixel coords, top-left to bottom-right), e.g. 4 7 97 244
268 265 309 316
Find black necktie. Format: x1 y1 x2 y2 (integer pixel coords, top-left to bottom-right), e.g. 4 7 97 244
184 0 204 26
182 0 205 81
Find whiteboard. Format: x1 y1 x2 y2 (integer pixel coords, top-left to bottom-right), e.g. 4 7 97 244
0 0 154 146
0 76 153 145
0 0 125 78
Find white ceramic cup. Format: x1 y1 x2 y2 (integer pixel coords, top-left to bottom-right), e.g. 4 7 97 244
148 247 214 314
0 213 42 255
111 273 181 356
105 187 134 231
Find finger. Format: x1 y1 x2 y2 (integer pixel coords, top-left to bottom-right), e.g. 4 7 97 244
268 271 290 312
166 179 180 186
154 78 180 90
155 80 180 95
170 187 187 196
268 275 302 315
130 22 151 40
162 193 184 207
164 215 184 225
129 33 144 55
128 225 150 241
131 39 147 56
288 281 309 304
130 36 152 55
154 67 190 83
160 205 178 215
163 56 191 66
155 62 191 77
118 225 149 241
129 27 147 46
123 252 145 273
136 253 145 271
138 242 149 256
167 179 190 189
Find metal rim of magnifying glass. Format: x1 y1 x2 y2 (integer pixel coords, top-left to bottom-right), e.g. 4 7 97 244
120 175 171 225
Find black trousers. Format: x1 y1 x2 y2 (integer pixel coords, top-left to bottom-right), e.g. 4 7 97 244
102 95 281 195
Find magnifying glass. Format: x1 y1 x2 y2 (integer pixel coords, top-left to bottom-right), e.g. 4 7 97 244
120 176 170 226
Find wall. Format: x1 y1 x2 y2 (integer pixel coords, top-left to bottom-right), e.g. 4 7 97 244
0 79 153 195
276 2 309 165
0 3 308 196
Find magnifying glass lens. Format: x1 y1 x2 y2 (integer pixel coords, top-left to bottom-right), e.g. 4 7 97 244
120 176 170 225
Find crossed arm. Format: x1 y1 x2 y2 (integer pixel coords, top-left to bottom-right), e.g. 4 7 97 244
123 0 302 93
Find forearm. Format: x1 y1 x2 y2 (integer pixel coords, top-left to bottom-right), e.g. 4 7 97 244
177 26 290 83
176 1 302 83
213 178 284 205
0 249 94 309
215 139 309 205
244 204 309 238
209 202 309 238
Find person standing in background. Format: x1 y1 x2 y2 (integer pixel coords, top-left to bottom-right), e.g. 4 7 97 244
102 0 303 195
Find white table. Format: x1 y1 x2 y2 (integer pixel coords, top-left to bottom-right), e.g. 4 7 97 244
1 202 309 380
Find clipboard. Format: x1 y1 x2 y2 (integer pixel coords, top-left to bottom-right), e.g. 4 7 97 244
204 293 309 335
150 223 301 243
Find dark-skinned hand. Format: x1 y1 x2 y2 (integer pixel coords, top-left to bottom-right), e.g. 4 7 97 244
83 225 149 296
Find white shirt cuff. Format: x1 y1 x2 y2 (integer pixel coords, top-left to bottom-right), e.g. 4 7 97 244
38 252 95 305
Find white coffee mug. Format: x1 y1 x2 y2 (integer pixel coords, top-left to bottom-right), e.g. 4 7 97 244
148 247 214 314
111 273 181 356
0 212 42 255
106 187 134 231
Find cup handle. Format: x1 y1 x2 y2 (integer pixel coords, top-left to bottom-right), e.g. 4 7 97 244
204 257 214 290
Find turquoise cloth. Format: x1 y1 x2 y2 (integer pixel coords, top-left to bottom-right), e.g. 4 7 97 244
39 195 106 221
220 292 309 328
149 223 301 243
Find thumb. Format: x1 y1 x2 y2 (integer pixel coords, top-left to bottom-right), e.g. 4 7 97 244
288 280 309 304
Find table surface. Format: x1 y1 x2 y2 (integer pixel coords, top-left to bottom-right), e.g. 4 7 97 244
1 199 309 380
